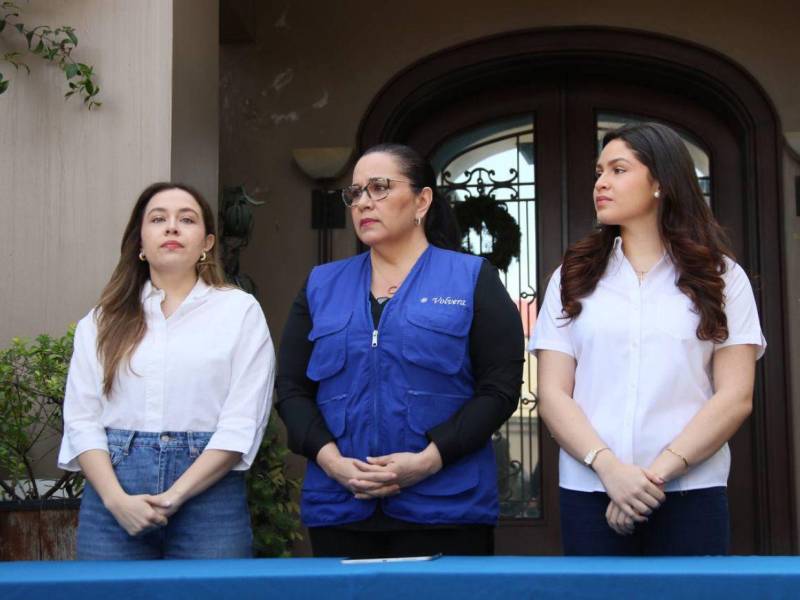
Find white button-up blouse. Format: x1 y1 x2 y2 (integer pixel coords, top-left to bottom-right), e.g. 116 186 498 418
530 238 766 492
58 279 275 471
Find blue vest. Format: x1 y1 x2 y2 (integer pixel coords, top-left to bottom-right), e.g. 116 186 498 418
301 245 499 527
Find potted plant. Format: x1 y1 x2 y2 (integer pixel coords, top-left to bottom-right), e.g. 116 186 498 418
0 326 83 560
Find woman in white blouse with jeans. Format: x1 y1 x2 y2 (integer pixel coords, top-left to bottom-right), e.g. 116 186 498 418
531 122 765 555
58 183 275 559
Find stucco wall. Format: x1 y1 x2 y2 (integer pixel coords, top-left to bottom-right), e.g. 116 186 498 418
0 0 219 345
172 0 219 202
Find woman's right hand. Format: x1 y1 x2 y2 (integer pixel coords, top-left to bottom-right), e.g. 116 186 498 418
316 442 399 497
592 452 665 522
104 492 169 536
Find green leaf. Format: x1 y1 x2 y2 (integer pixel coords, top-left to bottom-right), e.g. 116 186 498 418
0 18 5 33
66 29 77 45
84 79 94 95
0 79 8 95
24 30 33 48
64 63 79 79
33 40 44 55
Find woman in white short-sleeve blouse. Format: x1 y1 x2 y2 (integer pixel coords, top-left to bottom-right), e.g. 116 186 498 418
530 122 765 556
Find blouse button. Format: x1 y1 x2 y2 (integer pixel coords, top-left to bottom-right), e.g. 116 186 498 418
160 434 170 443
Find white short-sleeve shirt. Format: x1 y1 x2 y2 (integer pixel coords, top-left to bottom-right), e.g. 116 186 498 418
58 278 276 472
530 237 766 492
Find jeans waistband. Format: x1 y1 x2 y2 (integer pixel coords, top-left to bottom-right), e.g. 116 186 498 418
106 428 213 453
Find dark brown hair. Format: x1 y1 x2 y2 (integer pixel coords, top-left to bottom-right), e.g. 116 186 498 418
560 122 733 342
95 182 227 396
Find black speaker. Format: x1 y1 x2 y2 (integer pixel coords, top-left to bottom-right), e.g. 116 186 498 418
311 189 346 230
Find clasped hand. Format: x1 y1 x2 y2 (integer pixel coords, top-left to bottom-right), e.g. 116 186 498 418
318 442 443 500
594 455 666 536
105 492 176 536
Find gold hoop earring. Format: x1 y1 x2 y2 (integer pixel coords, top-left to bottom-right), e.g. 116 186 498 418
414 216 422 226
200 251 207 263
138 251 146 262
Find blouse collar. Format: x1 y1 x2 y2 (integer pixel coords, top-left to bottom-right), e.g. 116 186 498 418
140 277 214 307
608 235 672 279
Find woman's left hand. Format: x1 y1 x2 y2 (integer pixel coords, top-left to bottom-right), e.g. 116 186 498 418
351 443 443 499
605 500 636 535
145 491 184 518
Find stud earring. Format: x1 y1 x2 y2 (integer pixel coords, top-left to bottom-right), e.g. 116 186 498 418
138 251 146 262
654 191 661 199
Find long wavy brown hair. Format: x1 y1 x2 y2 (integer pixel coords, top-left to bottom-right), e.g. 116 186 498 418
95 182 227 396
560 122 733 342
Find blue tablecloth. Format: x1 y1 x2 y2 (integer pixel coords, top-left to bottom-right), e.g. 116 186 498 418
2 556 800 599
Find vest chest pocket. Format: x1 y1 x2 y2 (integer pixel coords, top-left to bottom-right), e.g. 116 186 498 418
306 312 351 381
402 304 471 374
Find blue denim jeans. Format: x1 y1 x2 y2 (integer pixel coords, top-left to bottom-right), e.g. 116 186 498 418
77 429 253 560
560 486 730 556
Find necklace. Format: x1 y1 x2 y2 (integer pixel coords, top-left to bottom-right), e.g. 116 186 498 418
371 262 402 297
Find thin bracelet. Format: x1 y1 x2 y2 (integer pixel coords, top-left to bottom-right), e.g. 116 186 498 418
665 447 690 470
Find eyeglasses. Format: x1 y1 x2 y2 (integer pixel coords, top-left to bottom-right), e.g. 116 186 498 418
341 177 414 207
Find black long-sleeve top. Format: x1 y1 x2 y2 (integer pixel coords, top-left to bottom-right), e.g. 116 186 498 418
276 260 525 468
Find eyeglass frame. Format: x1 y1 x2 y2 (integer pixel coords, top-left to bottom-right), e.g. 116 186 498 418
340 177 418 207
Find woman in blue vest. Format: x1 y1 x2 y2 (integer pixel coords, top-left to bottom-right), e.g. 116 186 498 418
277 144 524 558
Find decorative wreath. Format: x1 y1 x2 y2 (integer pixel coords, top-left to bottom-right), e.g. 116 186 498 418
453 194 521 272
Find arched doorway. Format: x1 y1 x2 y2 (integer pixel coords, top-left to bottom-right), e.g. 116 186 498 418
359 27 793 555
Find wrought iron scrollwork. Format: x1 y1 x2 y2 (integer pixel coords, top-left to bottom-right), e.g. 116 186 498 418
440 166 519 200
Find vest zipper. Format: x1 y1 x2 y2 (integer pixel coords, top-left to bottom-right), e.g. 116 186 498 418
371 329 379 348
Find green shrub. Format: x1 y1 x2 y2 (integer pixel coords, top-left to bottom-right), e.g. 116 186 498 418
247 411 303 556
0 326 82 501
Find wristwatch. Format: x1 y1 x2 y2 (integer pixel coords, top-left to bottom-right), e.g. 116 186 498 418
583 446 609 469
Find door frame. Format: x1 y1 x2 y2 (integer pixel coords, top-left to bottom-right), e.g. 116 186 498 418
357 26 794 554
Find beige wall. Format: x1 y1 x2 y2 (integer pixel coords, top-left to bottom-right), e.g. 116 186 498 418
0 0 219 345
172 0 219 202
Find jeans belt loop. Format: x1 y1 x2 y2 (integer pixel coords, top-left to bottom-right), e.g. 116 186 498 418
122 430 136 456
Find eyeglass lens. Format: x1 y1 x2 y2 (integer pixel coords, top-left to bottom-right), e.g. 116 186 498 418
342 178 391 206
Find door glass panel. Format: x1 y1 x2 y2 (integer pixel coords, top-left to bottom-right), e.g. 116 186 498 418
597 114 712 204
431 115 541 519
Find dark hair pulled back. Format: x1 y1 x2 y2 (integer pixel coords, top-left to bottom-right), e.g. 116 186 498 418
362 143 461 250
